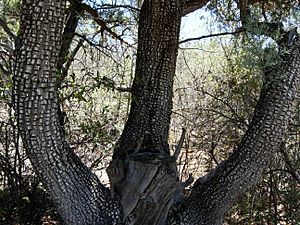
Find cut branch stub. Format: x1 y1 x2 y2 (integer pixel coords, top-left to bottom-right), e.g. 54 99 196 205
107 153 179 225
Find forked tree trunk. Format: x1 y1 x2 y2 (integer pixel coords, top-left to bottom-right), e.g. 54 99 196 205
13 0 300 225
13 1 120 225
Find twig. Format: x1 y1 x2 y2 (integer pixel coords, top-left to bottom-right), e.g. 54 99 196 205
0 62 9 76
115 86 132 92
74 33 121 66
101 4 140 12
279 143 300 185
200 88 248 126
58 39 84 87
77 2 129 45
173 128 186 160
179 30 244 44
201 107 245 125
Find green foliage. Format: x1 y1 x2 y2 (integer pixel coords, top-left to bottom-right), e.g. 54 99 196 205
208 0 299 28
0 0 21 15
0 0 20 33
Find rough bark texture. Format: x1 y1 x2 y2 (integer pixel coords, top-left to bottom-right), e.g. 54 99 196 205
113 0 182 158
168 36 300 225
13 1 120 225
107 0 182 224
13 0 300 225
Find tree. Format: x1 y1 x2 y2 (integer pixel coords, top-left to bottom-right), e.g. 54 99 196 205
12 0 300 225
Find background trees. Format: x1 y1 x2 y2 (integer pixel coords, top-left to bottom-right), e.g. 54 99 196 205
1 0 300 224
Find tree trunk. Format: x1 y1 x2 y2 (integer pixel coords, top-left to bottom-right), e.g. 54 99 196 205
13 1 120 224
107 0 182 224
169 36 300 225
113 0 182 158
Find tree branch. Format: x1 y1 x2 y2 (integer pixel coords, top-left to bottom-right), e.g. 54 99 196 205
182 0 210 16
77 2 129 45
59 39 84 86
180 36 300 224
94 76 132 93
237 0 251 26
235 0 288 44
0 62 9 76
115 86 132 92
101 4 140 12
173 128 186 160
279 143 300 185
57 1 81 87
179 30 245 44
74 33 122 66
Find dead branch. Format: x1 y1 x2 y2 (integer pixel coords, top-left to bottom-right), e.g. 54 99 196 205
179 30 245 44
173 128 187 160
